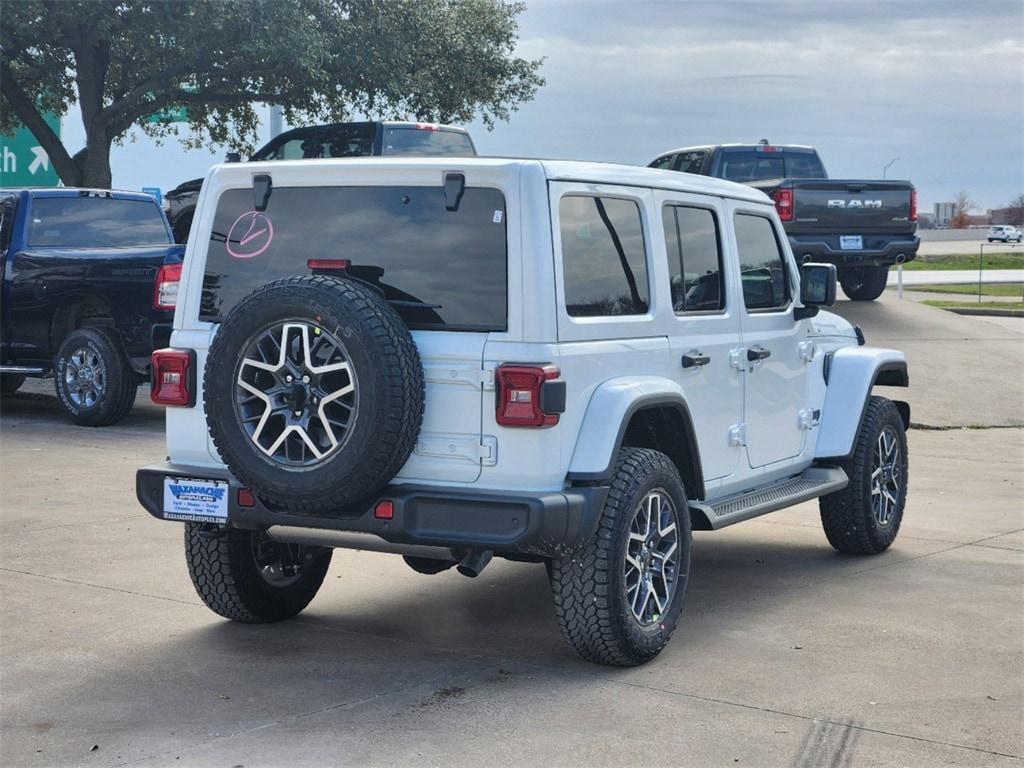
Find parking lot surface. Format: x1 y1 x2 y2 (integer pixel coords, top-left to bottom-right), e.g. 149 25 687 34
1 298 1021 767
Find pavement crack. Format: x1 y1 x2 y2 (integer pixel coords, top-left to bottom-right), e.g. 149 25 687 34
0 566 201 608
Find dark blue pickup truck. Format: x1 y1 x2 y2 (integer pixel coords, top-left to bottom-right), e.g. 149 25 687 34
0 189 184 425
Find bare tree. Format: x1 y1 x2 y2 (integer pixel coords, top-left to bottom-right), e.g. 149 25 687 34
949 190 977 229
1007 194 1024 226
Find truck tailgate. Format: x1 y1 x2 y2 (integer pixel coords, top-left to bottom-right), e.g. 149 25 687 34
786 180 914 234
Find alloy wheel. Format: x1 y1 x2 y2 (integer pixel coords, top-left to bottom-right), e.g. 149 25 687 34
871 425 903 526
64 346 107 408
624 489 681 626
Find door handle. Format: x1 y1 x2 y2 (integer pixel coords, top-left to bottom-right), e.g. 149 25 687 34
747 346 771 362
681 351 710 369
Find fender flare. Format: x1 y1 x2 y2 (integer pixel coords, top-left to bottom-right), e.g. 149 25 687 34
566 377 705 499
816 346 909 461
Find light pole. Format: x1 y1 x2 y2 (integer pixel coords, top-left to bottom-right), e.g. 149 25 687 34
883 157 900 180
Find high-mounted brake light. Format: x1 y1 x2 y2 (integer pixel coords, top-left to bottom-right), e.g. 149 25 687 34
495 364 563 427
773 188 794 222
150 348 195 407
414 123 439 131
307 259 350 271
909 189 918 222
153 263 182 309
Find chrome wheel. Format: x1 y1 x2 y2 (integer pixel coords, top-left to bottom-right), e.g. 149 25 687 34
235 321 357 467
63 346 107 408
871 425 902 526
624 489 681 627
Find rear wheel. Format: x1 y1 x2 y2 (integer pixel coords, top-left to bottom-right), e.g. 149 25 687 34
820 396 908 554
839 266 889 301
0 373 25 395
184 524 332 622
54 327 137 426
550 447 692 666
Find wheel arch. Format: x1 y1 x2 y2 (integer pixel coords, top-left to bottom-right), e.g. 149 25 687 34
816 347 909 461
567 379 706 501
50 292 119 353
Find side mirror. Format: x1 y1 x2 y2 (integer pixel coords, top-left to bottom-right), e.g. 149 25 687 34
795 263 837 319
225 151 241 163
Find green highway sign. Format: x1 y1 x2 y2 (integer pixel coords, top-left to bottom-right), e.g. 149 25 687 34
0 111 61 187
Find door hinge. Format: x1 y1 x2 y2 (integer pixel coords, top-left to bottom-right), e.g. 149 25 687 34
798 408 821 430
478 435 498 466
798 340 816 363
728 423 747 447
729 348 746 372
480 366 496 389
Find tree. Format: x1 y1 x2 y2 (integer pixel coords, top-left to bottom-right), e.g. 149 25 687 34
1 0 543 188
949 190 976 229
1006 194 1024 226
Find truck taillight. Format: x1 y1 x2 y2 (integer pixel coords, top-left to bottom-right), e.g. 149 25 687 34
151 348 195 407
154 263 182 309
910 189 918 222
495 364 564 428
773 188 794 222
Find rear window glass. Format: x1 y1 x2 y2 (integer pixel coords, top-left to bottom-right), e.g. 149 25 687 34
200 185 507 331
718 150 826 182
251 124 375 160
28 197 170 247
560 195 649 317
382 128 476 157
675 151 706 174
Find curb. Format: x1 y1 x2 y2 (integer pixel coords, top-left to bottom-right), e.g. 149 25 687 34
939 307 1023 318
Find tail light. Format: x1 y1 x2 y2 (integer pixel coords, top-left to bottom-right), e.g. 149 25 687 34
154 263 182 309
415 123 439 131
495 364 564 427
151 348 195 407
910 189 918 222
773 188 794 222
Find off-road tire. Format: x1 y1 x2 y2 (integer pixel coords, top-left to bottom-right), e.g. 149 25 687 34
550 447 692 666
204 275 424 514
184 524 332 622
820 396 908 554
839 266 889 301
403 555 457 575
54 327 137 426
0 373 25 395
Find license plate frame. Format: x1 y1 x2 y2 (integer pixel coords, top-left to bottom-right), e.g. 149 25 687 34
162 477 229 524
839 235 863 250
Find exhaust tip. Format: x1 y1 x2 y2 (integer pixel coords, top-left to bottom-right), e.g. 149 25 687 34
894 253 906 264
456 550 493 578
800 254 813 264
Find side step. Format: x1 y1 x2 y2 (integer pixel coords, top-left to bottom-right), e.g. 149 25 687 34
690 466 848 530
0 365 46 374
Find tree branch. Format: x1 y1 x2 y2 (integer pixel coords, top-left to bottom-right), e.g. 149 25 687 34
0 61 79 185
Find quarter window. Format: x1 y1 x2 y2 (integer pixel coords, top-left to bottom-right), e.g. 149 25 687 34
560 196 649 317
734 214 790 310
662 205 724 312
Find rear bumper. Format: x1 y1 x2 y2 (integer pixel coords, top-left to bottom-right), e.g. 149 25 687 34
136 463 608 558
787 234 920 267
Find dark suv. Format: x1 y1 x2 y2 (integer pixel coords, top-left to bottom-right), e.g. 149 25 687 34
165 121 476 243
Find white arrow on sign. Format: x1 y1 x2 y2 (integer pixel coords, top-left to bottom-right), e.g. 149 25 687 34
29 146 49 175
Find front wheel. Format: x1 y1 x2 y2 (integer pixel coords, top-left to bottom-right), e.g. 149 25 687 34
54 327 137 426
819 396 908 554
185 524 332 622
550 447 692 666
839 266 889 301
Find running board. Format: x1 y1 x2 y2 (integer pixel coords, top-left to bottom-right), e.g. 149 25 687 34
690 467 848 530
0 365 46 374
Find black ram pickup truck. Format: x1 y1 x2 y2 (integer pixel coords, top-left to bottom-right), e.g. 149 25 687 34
0 189 184 425
165 120 477 243
649 142 919 300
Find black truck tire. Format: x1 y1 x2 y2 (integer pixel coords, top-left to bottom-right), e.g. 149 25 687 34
550 447 692 666
54 327 137 426
839 266 889 301
205 275 424 514
819 396 908 554
184 523 332 622
0 373 26 395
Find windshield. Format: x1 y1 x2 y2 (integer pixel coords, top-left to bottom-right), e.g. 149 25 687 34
718 149 827 182
382 127 476 157
251 124 375 160
28 197 171 247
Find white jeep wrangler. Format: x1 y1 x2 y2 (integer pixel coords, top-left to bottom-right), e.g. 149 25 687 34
137 157 910 666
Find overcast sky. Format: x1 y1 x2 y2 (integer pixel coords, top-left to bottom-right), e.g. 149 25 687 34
65 0 1023 210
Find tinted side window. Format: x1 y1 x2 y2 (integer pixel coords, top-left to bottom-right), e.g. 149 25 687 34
201 185 507 331
560 196 649 317
382 128 476 157
649 154 675 170
0 197 15 251
662 205 724 313
28 198 171 247
675 151 706 174
252 125 375 160
735 214 789 310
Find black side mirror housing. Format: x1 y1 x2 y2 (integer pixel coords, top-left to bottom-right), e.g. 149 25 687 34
225 152 241 163
795 263 837 319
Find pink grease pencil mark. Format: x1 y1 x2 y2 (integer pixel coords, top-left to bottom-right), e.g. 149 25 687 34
226 212 273 259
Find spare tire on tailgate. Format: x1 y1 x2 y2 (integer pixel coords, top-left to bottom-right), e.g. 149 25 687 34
205 275 424 513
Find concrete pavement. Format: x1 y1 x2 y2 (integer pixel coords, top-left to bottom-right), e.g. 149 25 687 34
1 297 1022 767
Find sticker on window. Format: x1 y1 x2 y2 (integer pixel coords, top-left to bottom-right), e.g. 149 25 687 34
493 210 503 224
